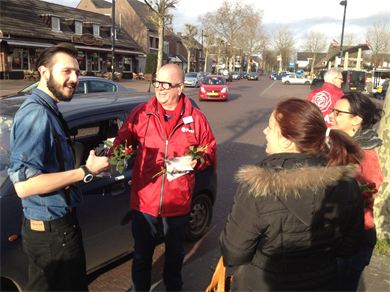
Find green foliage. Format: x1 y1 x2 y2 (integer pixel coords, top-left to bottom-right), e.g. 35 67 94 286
145 53 157 74
374 238 390 256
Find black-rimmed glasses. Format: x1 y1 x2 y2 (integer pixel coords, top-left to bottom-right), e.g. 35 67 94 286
152 80 182 90
331 108 355 116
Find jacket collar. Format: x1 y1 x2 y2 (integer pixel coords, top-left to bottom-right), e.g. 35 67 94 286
30 88 60 115
236 153 357 198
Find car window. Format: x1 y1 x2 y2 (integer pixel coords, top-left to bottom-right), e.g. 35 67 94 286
75 81 85 94
88 80 116 93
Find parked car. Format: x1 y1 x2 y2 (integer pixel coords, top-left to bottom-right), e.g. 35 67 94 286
240 72 248 79
247 72 259 81
0 94 217 291
281 74 311 85
1 76 134 99
271 71 294 80
310 70 366 92
231 71 241 80
184 72 202 87
198 75 229 101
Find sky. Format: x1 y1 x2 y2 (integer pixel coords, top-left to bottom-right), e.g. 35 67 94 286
43 0 390 47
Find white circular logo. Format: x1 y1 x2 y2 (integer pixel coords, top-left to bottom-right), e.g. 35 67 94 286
311 91 332 112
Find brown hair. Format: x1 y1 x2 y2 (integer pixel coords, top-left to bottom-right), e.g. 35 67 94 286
274 98 362 166
36 42 78 69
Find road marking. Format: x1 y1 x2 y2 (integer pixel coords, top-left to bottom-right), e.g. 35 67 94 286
259 80 276 96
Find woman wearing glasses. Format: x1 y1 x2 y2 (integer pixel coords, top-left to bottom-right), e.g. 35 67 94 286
330 92 384 291
220 98 364 291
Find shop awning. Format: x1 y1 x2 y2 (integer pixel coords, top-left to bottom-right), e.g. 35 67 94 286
2 39 53 48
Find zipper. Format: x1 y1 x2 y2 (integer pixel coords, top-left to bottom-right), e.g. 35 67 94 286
154 113 185 215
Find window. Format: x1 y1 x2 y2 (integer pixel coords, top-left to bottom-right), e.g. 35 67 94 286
11 48 29 70
93 24 100 37
163 41 169 54
149 37 154 48
123 57 132 72
75 21 83 35
88 81 116 93
52 16 60 32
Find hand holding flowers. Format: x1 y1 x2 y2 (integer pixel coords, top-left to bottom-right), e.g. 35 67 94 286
104 139 136 174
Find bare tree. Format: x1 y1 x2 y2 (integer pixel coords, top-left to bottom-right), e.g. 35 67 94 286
366 21 390 67
301 31 327 75
272 25 295 71
200 0 254 71
182 24 198 73
343 32 357 46
375 90 390 240
237 9 265 73
144 0 179 71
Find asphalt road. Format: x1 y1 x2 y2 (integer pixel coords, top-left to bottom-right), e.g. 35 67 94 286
89 78 310 291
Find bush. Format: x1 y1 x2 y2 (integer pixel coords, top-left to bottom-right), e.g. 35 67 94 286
145 53 157 74
374 238 390 256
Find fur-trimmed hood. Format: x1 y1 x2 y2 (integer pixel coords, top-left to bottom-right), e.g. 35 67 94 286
236 156 357 198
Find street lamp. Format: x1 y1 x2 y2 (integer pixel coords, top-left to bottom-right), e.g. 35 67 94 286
339 0 347 60
111 0 116 81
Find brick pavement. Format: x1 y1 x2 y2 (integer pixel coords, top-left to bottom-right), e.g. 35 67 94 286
1 78 389 291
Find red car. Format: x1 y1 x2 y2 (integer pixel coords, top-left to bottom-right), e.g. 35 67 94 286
198 75 229 101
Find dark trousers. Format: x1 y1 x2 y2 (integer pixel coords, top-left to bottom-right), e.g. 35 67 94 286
131 210 188 291
22 213 88 291
336 228 376 291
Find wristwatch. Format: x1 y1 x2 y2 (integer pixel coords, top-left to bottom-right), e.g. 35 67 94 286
80 165 94 183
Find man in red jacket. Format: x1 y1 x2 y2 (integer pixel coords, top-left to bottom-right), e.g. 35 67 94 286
307 68 344 127
112 64 217 291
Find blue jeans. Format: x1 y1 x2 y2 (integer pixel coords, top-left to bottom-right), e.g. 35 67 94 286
131 210 188 291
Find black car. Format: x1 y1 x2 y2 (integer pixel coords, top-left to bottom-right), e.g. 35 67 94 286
0 94 217 291
247 72 259 80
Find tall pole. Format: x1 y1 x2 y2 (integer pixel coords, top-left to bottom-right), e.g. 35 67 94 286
339 0 347 60
111 0 116 80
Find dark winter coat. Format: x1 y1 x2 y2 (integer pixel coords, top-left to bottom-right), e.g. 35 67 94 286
220 153 364 291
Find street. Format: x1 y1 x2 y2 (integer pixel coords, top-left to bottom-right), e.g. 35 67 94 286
86 78 389 292
82 78 310 290
1 78 388 291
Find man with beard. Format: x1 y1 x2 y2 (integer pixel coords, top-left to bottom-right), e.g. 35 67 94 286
8 43 110 291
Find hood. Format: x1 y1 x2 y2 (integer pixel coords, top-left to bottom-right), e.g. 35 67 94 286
235 163 357 198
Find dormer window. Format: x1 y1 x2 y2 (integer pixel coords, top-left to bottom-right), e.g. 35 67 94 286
75 21 83 35
93 24 100 37
52 16 60 32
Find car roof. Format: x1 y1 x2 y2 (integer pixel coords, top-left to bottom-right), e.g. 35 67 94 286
0 93 150 122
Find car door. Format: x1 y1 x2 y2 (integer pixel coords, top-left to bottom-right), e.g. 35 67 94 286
69 111 133 272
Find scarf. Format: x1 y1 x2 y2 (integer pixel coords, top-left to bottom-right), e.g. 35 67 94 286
157 95 184 137
353 128 382 150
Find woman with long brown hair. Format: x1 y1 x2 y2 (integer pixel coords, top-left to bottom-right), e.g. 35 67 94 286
220 98 364 290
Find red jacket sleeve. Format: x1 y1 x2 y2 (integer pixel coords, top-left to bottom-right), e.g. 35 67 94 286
356 148 384 191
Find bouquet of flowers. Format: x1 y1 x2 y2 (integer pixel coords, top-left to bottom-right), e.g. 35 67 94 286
104 139 136 174
152 144 208 179
359 182 378 229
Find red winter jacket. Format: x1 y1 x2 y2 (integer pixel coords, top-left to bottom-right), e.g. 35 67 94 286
307 82 344 127
356 148 384 230
113 94 217 217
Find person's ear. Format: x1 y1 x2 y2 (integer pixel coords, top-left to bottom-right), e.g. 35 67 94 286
352 115 363 127
281 136 297 152
38 65 49 81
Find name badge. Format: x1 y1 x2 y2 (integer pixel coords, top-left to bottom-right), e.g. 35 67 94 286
183 116 194 124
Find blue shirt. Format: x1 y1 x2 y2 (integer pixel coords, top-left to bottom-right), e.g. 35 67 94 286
8 89 81 220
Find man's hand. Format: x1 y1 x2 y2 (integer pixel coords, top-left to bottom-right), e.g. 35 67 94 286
85 150 110 175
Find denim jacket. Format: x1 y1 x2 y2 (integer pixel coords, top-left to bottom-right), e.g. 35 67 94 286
8 89 81 220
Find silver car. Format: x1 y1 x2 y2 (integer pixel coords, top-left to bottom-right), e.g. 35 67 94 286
184 72 202 87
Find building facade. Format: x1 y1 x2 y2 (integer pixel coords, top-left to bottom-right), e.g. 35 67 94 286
0 0 144 79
